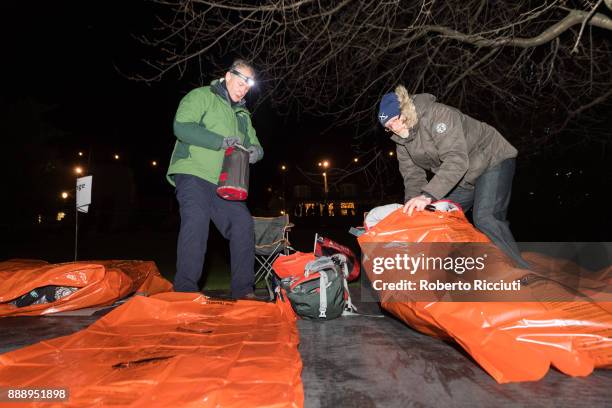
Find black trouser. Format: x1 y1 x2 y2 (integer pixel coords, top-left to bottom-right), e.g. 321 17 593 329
446 158 529 269
173 174 255 297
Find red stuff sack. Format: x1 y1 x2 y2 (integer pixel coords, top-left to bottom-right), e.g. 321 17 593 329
217 145 249 201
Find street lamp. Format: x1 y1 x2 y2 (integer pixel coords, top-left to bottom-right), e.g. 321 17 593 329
322 172 328 195
353 157 359 163
316 160 330 201
61 192 69 199
114 154 120 160
152 160 158 167
78 151 83 157
280 165 287 213
74 166 83 175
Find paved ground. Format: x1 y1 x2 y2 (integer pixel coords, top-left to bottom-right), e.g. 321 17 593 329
1 287 610 408
298 303 612 408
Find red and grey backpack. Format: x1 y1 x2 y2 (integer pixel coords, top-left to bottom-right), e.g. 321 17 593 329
280 254 356 320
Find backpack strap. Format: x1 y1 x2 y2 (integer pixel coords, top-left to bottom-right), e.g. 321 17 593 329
318 271 328 318
342 275 357 314
336 254 384 318
306 257 340 319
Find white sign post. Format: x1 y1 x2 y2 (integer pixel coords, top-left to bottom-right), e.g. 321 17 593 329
75 176 93 260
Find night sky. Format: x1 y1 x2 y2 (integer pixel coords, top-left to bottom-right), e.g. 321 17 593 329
0 1 355 188
1 1 610 243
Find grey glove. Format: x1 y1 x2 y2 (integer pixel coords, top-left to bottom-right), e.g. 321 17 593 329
221 136 240 149
247 145 263 164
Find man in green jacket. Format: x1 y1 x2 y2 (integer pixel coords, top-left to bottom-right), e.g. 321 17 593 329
378 85 529 269
167 60 264 298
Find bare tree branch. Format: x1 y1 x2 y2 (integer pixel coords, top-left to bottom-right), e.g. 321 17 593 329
129 0 612 154
571 0 604 53
559 85 612 129
427 9 612 48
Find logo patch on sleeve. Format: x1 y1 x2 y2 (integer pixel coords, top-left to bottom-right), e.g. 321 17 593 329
435 123 447 133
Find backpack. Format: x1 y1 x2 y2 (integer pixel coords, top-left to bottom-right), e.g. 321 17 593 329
280 254 356 320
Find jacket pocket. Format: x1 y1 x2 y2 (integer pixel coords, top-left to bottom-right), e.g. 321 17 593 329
174 141 191 161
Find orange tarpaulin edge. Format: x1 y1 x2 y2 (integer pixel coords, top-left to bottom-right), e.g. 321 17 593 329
0 260 173 317
0 292 303 407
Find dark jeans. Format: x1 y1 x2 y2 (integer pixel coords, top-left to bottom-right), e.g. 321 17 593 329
445 158 529 269
174 174 255 297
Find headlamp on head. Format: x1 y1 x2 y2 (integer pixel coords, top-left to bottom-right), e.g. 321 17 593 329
230 69 255 87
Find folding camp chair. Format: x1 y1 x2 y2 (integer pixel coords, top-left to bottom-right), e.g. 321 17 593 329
253 214 294 299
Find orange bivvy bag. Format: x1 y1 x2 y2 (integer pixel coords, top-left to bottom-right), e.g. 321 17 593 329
0 293 303 407
358 207 612 383
0 260 173 317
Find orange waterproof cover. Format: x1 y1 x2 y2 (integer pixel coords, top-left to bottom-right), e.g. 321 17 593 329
358 208 612 383
0 260 173 317
0 293 303 407
272 252 315 279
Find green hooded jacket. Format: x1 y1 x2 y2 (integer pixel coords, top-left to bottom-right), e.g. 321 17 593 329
166 79 263 186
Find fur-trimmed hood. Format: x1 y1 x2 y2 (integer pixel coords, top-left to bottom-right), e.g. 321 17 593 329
394 85 436 129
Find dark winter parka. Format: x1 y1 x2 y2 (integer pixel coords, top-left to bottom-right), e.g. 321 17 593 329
391 86 517 201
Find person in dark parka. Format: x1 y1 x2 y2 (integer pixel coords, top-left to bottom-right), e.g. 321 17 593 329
378 85 529 269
